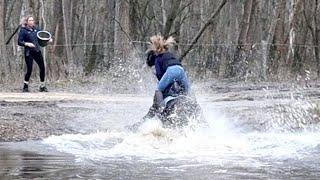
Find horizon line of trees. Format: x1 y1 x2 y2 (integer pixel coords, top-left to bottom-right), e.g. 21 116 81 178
0 0 319 85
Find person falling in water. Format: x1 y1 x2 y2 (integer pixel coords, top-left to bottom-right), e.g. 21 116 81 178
18 15 52 92
145 34 190 118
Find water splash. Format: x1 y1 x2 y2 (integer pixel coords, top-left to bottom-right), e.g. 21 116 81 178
43 102 320 166
42 106 243 160
39 86 320 178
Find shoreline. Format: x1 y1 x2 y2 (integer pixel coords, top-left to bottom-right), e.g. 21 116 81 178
1 81 320 142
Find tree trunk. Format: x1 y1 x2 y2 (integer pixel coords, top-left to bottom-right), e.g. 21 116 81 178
62 0 75 77
286 0 302 76
219 0 238 78
264 0 285 79
179 0 227 61
52 0 68 79
114 0 130 60
0 0 10 82
163 0 182 38
28 0 37 18
83 0 88 62
291 2 307 75
103 0 115 69
13 1 28 82
228 0 254 77
314 0 320 76
273 1 287 79
84 2 106 75
39 0 47 79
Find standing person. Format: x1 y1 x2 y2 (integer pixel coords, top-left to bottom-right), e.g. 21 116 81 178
146 34 190 114
18 15 51 92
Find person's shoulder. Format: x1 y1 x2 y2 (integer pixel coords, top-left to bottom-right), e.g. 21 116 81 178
163 51 177 59
19 26 28 34
20 26 28 31
168 51 176 56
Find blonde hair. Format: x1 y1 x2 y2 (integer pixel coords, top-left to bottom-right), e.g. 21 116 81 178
149 34 176 54
21 15 34 27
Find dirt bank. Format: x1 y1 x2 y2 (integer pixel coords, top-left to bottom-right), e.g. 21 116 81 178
0 92 149 142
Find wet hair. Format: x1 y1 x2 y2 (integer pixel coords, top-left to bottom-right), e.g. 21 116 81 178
149 34 176 54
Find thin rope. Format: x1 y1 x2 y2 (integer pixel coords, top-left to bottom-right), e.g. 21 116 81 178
41 42 320 48
3 41 320 48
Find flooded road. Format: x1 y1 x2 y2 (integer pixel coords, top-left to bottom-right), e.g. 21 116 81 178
1 86 320 179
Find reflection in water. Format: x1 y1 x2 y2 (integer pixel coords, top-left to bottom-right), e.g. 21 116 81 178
0 148 75 179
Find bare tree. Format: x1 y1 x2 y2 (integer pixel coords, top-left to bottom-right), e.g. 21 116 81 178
264 0 286 79
1 0 320 84
0 0 8 82
179 0 227 61
286 0 302 74
162 0 182 38
114 0 130 60
228 0 254 77
62 0 75 76
305 0 320 75
314 0 320 76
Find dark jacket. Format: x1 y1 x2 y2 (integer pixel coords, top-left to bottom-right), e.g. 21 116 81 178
154 51 182 80
18 26 42 54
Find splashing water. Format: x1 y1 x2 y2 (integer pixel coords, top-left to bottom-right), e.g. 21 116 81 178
42 100 320 169
16 83 314 179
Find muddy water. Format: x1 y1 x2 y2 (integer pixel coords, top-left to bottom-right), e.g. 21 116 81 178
1 90 320 179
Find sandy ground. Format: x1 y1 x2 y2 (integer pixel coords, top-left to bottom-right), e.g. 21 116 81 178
0 92 150 142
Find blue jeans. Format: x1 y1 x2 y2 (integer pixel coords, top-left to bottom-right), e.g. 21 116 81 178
157 65 189 93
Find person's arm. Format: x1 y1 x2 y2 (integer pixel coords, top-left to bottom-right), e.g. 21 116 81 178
18 29 35 48
155 59 162 80
17 29 26 47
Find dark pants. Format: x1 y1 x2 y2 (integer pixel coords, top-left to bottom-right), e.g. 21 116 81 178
24 50 45 82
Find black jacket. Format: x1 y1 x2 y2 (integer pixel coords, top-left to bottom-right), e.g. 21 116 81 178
18 26 42 53
155 52 182 80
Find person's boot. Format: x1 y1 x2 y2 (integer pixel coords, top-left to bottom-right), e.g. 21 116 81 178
39 82 48 92
39 86 48 92
22 83 29 92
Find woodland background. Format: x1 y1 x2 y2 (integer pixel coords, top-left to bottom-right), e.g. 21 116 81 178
0 0 319 88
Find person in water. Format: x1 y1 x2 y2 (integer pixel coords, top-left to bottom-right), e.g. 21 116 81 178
18 15 51 92
145 34 190 116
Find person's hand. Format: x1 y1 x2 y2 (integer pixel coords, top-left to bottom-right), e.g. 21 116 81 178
25 42 35 48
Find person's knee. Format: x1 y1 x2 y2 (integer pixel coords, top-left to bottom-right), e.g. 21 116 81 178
38 63 45 72
26 67 32 74
157 78 172 92
26 71 32 76
156 85 164 92
40 67 45 73
40 68 45 77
